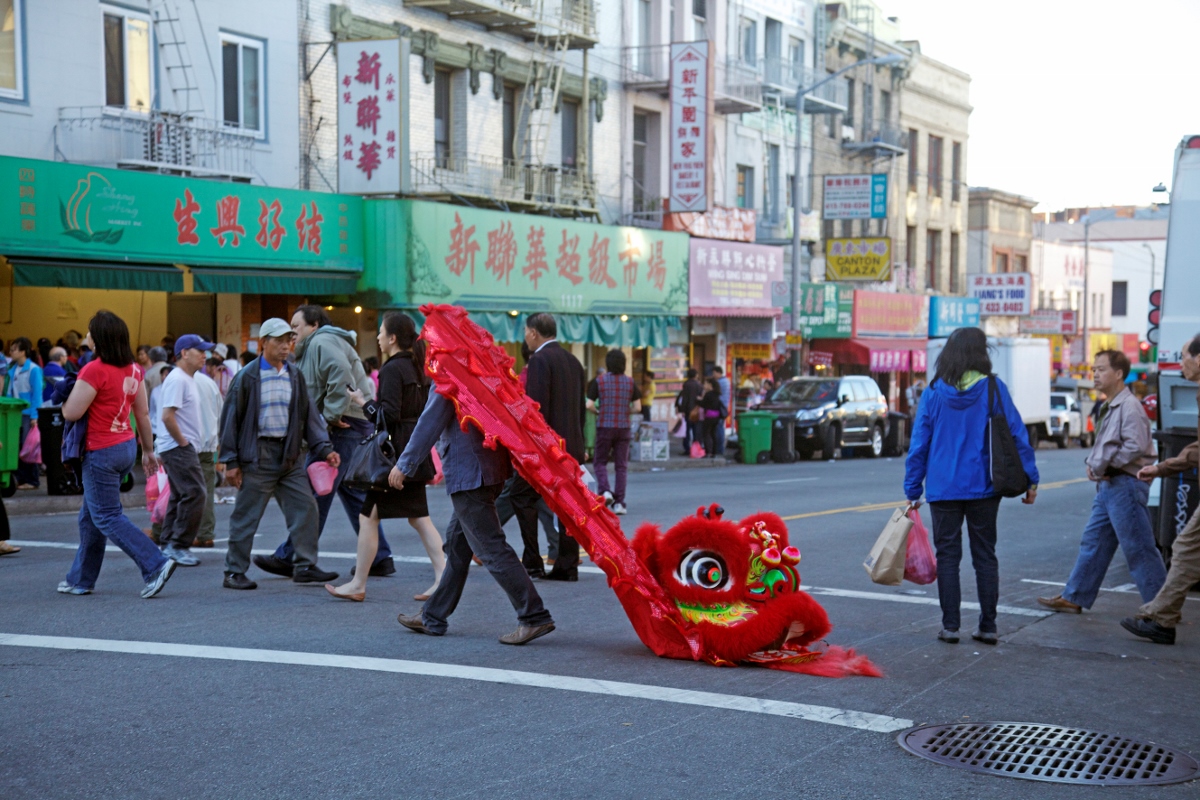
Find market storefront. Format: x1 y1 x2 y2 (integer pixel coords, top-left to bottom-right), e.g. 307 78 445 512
809 290 928 412
794 282 853 379
360 198 689 405
0 156 364 353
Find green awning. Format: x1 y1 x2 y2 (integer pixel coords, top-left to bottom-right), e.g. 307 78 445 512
190 269 360 295
405 308 680 348
10 259 183 292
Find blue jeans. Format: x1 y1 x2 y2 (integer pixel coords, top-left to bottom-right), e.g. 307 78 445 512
66 439 167 589
274 417 392 565
1062 474 1167 609
930 497 1001 633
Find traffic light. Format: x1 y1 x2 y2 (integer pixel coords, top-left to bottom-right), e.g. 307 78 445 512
1147 289 1161 346
1139 340 1155 363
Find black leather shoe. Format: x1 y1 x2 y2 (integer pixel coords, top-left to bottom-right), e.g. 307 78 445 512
542 567 578 582
223 572 258 590
253 554 293 577
397 612 443 636
350 557 397 578
1121 617 1176 644
293 566 339 583
526 566 547 579
499 621 556 645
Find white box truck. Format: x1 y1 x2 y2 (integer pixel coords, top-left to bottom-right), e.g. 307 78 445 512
927 336 1052 447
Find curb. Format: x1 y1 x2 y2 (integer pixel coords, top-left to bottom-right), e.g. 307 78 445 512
4 491 145 517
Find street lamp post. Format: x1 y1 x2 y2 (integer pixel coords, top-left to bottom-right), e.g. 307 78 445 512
790 53 906 329
1142 242 1156 295
1082 215 1091 368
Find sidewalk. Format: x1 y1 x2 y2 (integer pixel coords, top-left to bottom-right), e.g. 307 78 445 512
625 453 735 472
3 485 143 516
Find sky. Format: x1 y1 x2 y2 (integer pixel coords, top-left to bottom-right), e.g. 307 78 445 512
882 0 1200 212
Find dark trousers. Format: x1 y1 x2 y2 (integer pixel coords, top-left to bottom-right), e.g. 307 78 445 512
641 406 652 422
159 443 206 549
421 482 553 634
510 472 578 572
594 425 632 504
496 474 558 560
701 417 720 457
274 417 391 565
0 496 8 541
929 496 1002 633
681 418 700 455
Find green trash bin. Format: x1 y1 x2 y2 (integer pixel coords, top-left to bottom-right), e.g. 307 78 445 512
736 411 774 464
0 397 29 481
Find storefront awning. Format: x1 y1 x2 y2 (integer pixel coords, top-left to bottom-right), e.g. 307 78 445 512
406 308 680 349
189 268 359 295
9 258 184 292
812 337 928 372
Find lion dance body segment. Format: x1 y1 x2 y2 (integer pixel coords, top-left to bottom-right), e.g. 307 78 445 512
419 304 880 678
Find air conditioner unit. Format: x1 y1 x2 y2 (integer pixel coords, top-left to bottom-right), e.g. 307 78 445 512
841 124 856 142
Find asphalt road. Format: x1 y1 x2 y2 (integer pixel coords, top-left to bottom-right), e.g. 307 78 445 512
2 447 1198 799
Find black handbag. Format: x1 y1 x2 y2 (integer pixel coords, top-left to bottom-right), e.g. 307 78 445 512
342 407 397 491
987 376 1030 498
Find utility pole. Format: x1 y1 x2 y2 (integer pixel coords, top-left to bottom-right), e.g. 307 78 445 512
1082 216 1090 368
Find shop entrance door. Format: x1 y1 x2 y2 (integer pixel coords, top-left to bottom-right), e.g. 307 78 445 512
168 294 216 340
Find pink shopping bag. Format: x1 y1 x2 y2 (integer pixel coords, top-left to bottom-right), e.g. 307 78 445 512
18 423 41 464
903 507 937 585
306 460 337 496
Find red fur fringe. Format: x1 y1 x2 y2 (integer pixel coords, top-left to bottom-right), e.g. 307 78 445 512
759 646 884 678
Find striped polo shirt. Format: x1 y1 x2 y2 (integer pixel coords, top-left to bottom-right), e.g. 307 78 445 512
258 357 292 438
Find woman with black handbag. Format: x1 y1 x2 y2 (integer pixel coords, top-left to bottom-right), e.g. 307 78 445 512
326 313 445 602
904 327 1039 645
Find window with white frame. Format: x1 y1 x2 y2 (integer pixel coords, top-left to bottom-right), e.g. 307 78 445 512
102 5 152 112
221 32 264 135
0 0 24 100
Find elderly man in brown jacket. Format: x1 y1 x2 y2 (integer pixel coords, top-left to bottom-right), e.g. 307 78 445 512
1122 335 1200 644
1039 349 1167 614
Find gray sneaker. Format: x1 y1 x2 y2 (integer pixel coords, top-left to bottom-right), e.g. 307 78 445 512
56 581 91 595
162 544 200 567
612 502 627 515
141 559 177 599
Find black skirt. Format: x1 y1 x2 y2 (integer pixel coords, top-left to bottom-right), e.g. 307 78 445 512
361 481 429 520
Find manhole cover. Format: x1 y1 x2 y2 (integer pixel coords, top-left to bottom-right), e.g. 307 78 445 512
898 722 1200 786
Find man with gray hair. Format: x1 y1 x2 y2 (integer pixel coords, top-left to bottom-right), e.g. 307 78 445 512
143 346 171 397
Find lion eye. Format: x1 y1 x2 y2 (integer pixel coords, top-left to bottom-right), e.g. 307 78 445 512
677 550 728 590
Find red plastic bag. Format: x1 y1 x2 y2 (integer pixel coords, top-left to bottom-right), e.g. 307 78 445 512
689 441 706 459
150 477 171 524
904 508 937 585
19 423 41 464
429 447 444 485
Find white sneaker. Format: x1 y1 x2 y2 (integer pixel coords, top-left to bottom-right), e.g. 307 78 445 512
162 544 200 567
601 491 614 507
612 502 627 515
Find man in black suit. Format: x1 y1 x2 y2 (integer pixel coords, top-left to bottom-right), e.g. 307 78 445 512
510 313 587 581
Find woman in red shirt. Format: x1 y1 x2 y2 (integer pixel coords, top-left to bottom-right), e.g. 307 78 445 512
59 311 176 598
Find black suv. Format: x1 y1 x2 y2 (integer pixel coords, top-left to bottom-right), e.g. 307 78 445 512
755 376 889 458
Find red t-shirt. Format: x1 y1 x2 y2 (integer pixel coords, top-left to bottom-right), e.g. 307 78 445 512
78 360 143 451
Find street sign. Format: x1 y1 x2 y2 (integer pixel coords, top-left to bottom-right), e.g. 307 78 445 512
825 237 891 281
823 173 888 219
337 39 406 194
967 273 1031 316
1019 309 1078 335
669 42 709 213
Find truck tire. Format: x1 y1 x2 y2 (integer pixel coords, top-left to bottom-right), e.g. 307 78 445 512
1056 424 1069 449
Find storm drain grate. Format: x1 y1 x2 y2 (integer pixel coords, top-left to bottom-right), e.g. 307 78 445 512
898 722 1200 786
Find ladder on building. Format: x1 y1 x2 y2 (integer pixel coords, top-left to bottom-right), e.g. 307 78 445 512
150 0 204 117
514 0 574 203
850 0 875 136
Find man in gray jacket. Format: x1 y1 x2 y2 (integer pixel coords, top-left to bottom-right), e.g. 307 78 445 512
254 305 396 578
219 318 342 590
395 384 555 645
1039 349 1166 613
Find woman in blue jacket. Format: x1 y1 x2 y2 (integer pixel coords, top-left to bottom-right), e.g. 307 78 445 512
6 337 43 489
904 327 1039 645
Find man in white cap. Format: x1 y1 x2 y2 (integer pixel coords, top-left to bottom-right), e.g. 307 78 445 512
154 333 213 566
218 319 341 589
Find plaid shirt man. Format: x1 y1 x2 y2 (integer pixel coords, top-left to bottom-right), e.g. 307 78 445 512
258 357 292 438
591 372 640 429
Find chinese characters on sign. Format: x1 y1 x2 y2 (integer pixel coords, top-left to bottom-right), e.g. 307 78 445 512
688 238 784 314
823 174 888 220
1019 309 1078 335
337 39 405 194
869 349 910 372
852 290 929 338
928 296 981 337
824 237 892 282
795 283 853 339
669 42 709 213
663 205 755 242
967 272 1032 316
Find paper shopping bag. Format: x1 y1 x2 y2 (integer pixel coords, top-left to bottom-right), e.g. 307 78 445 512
863 507 914 586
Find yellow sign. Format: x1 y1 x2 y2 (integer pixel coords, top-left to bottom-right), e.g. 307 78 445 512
824 237 892 282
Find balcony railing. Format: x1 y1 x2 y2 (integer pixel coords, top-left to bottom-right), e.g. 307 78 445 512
843 123 908 155
410 152 596 212
54 107 257 181
405 0 596 47
621 46 761 112
55 106 256 179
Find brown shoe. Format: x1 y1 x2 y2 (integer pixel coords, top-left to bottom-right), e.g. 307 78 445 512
397 612 442 636
499 621 556 645
1037 595 1082 613
0 541 20 556
192 540 215 549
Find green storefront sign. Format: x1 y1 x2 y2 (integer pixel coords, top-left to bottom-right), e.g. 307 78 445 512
796 283 852 339
364 199 689 317
0 156 364 293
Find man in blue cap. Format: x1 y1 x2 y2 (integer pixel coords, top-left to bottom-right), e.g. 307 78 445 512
154 333 213 566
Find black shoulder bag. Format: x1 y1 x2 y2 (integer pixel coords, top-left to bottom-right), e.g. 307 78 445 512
987 375 1030 498
341 404 397 491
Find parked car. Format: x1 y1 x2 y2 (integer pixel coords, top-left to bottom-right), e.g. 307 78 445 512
1049 391 1086 448
754 376 889 459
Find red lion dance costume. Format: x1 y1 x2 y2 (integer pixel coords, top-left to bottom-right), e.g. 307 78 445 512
421 304 880 678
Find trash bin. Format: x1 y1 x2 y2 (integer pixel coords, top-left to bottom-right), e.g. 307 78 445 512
0 397 28 492
736 411 774 464
39 406 82 496
884 411 909 457
771 415 797 463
